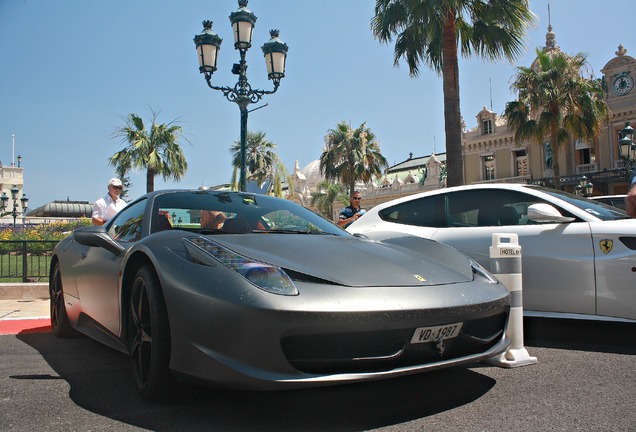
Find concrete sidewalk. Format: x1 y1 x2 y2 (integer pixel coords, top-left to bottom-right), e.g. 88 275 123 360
0 283 49 319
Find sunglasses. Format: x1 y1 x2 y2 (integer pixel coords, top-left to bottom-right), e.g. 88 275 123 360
352 197 362 200
111 185 123 190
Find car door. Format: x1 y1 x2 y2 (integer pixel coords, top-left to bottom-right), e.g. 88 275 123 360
428 189 597 317
590 220 636 320
74 199 146 335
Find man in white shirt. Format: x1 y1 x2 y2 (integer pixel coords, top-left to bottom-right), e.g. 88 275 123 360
92 178 127 226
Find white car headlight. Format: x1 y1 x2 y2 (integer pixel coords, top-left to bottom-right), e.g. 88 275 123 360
185 237 299 296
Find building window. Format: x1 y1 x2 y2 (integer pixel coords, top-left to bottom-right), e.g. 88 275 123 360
575 140 593 166
514 150 528 176
578 148 592 165
483 154 495 180
482 119 493 135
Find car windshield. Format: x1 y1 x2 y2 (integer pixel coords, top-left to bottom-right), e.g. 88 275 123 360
152 191 348 236
530 186 630 221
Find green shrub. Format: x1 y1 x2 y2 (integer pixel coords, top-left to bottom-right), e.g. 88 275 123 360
0 219 92 254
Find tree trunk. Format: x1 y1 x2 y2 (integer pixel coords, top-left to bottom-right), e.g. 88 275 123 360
146 169 155 193
441 11 464 187
550 126 561 190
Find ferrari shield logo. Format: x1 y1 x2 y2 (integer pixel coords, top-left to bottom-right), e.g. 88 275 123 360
600 239 613 254
436 339 446 356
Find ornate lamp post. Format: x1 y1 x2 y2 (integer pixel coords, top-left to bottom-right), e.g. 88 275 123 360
574 175 592 197
0 185 28 226
618 121 636 184
574 175 594 197
194 0 289 192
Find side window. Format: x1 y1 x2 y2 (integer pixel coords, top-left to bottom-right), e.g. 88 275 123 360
108 199 146 242
446 189 558 228
499 191 580 225
378 194 446 228
447 190 484 227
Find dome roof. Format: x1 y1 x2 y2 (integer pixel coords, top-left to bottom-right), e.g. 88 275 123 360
27 200 92 218
300 160 324 188
531 23 564 71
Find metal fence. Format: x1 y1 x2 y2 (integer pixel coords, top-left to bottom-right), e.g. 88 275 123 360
0 240 58 282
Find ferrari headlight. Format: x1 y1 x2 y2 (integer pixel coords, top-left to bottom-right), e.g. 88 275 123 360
185 237 298 296
469 258 499 284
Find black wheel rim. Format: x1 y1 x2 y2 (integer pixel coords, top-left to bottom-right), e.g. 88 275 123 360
130 277 152 388
50 266 63 329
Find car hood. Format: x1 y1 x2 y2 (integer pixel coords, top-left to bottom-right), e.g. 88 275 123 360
212 234 474 287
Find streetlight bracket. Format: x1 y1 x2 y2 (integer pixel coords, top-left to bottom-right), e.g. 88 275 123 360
248 103 268 114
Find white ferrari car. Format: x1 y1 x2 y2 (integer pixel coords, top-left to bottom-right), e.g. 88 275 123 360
348 183 636 322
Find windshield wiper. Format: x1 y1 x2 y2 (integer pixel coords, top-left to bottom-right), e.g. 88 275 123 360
252 229 334 235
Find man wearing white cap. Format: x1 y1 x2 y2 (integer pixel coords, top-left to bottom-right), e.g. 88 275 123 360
92 178 127 226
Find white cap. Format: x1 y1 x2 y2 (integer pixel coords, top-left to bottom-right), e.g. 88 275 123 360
108 178 123 187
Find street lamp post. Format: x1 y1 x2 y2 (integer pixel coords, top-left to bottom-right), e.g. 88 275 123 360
0 185 28 226
574 175 594 197
194 0 289 192
618 121 636 185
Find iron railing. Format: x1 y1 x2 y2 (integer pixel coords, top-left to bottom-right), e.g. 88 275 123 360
0 240 58 282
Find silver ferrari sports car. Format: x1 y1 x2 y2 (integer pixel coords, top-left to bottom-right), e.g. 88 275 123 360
50 189 510 400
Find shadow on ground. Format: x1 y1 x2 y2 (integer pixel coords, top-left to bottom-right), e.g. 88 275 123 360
15 332 496 432
14 318 634 430
524 317 636 355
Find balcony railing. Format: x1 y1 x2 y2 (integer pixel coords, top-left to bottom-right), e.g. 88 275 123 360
473 175 531 184
576 163 598 174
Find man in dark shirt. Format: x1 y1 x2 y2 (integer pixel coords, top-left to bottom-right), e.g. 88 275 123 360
338 191 366 228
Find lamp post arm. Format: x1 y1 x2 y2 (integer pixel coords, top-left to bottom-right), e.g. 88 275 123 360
0 202 24 226
205 78 279 109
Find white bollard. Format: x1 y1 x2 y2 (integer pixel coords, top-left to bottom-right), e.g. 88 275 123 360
486 233 537 368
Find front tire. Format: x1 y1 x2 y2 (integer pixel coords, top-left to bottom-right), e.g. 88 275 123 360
49 262 77 338
128 265 174 400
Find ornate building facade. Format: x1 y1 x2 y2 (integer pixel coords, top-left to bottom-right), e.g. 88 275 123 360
463 30 636 195
292 26 636 218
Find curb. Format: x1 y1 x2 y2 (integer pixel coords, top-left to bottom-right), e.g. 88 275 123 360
0 283 49 300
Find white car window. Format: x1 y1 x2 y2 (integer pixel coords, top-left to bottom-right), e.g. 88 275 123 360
446 189 578 228
378 194 446 227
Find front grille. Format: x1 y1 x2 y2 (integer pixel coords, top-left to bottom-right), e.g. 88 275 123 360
281 311 508 374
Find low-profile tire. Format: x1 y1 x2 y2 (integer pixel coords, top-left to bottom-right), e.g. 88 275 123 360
49 262 78 338
128 265 175 400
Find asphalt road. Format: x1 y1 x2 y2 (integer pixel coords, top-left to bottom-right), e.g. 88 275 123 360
1 318 635 432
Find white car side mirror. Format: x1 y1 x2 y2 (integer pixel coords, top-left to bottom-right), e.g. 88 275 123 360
527 203 575 223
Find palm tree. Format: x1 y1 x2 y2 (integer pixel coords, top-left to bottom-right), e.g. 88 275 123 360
230 131 279 188
320 121 388 196
504 49 610 190
310 181 349 219
111 110 188 193
270 159 291 198
372 0 536 187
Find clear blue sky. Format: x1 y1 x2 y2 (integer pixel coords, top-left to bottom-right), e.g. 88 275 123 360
0 0 631 209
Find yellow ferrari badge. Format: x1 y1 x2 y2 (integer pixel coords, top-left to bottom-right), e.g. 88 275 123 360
600 239 613 254
413 274 426 282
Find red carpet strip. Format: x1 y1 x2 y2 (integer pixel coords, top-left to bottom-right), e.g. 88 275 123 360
0 318 51 335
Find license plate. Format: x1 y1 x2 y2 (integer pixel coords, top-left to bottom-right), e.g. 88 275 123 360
410 322 463 344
